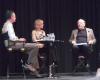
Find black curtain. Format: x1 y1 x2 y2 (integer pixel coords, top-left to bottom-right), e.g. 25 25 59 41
0 0 100 73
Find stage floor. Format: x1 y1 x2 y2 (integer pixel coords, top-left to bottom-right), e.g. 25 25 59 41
0 72 98 80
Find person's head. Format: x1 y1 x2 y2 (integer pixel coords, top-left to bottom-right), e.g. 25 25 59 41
5 10 16 23
77 19 86 30
34 19 44 30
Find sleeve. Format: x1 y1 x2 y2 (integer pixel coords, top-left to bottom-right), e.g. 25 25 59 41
91 29 96 44
7 24 18 41
69 30 74 44
32 30 37 42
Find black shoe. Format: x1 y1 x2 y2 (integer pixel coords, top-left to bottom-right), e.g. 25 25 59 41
30 71 43 78
23 64 43 78
22 64 29 70
35 74 43 78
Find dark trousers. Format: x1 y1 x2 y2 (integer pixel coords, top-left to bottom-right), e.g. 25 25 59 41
38 45 57 73
38 46 49 73
72 45 92 69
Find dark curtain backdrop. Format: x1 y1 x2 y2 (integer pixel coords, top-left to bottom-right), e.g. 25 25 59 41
0 0 100 73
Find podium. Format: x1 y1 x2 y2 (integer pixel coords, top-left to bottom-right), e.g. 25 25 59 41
37 40 64 78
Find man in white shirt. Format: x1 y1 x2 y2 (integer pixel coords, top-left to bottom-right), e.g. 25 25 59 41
2 10 41 77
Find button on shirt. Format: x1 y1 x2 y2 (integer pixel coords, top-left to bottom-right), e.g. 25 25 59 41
2 21 18 41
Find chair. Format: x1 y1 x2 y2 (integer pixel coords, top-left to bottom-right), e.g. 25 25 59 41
73 55 91 74
1 33 26 78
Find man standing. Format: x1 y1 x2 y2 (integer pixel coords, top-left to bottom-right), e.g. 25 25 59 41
2 10 42 77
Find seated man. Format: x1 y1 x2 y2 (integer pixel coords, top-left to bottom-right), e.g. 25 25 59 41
69 19 96 71
2 10 42 77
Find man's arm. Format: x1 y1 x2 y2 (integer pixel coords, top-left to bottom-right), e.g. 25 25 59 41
91 29 96 44
7 24 18 41
69 30 76 45
32 30 37 42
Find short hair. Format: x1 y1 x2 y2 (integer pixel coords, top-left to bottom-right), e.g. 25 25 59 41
77 18 86 23
5 10 14 20
34 19 44 25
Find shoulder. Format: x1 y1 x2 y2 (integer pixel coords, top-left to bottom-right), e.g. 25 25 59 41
32 30 36 33
72 29 78 33
3 21 12 28
3 21 13 30
86 28 93 31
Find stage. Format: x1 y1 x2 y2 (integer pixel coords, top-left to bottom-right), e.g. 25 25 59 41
0 72 97 80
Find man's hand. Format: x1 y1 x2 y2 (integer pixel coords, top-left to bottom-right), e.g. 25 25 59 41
72 41 77 47
88 40 94 45
19 38 26 42
72 41 76 46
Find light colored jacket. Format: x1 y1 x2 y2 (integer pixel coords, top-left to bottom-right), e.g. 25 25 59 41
69 28 96 45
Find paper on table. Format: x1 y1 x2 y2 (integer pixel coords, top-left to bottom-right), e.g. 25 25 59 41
75 43 87 46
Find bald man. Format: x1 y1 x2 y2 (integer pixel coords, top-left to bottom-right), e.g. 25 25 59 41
69 19 96 72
